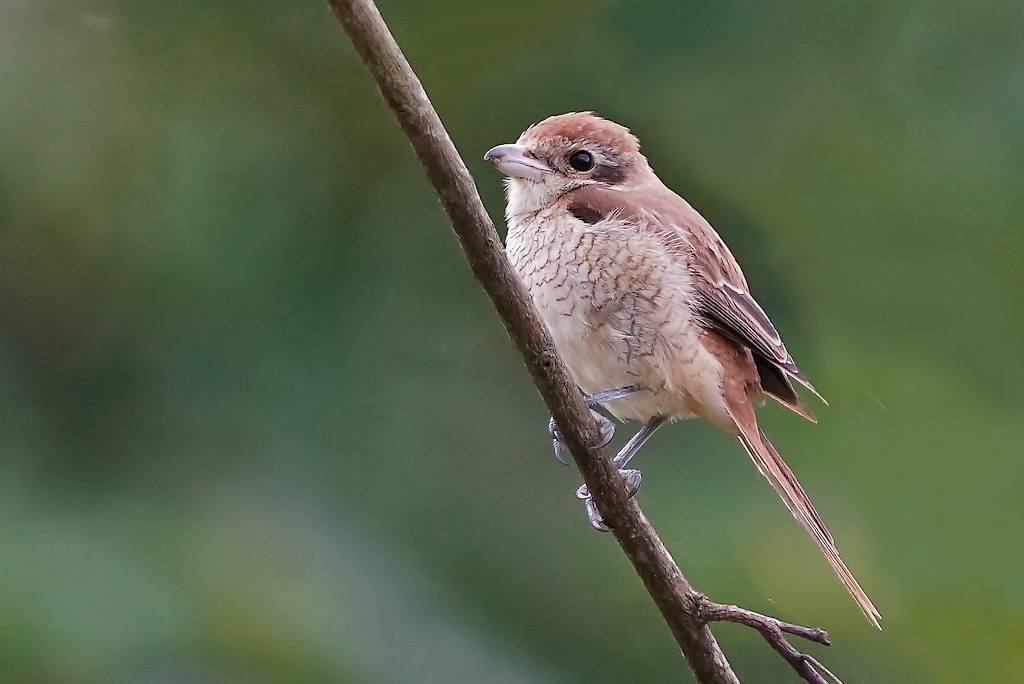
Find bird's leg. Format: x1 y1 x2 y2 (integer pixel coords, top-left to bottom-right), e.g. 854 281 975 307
549 385 641 465
583 385 644 406
577 415 666 531
612 414 666 470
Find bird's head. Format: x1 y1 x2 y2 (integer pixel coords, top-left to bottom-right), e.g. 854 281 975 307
485 112 653 216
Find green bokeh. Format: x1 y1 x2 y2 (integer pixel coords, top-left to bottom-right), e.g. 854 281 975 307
1 1 1021 682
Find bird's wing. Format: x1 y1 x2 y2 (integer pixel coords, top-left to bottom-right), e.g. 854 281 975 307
665 202 825 406
564 183 823 416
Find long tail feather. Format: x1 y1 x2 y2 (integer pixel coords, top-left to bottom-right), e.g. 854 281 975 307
735 424 881 628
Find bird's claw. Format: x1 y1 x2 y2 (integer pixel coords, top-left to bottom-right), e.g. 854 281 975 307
549 411 615 465
620 468 642 496
549 417 569 465
576 468 642 532
594 411 615 448
576 484 611 531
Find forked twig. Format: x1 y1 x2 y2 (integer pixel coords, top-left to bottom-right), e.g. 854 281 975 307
692 593 843 684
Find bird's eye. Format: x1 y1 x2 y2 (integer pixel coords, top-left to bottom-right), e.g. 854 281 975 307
568 150 595 172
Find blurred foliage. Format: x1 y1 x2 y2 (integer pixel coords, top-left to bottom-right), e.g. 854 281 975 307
0 0 1022 682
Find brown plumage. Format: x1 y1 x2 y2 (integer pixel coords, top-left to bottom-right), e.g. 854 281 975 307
486 112 880 627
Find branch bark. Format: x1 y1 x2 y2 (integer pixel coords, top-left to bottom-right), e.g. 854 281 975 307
327 2 840 682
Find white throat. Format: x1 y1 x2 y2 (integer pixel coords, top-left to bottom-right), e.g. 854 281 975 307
504 176 567 223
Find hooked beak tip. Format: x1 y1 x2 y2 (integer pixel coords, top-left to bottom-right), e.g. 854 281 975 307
484 144 550 181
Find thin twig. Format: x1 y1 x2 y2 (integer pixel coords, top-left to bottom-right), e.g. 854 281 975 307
692 594 843 684
326 2 842 683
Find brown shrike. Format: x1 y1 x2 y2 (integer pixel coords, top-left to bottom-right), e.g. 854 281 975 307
485 112 880 627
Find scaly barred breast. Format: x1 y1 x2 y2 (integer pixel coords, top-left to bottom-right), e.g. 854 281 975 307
505 211 724 424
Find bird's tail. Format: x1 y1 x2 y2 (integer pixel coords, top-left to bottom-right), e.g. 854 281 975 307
734 420 881 628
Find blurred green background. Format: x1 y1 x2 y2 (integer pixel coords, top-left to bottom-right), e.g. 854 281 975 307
1 0 1022 682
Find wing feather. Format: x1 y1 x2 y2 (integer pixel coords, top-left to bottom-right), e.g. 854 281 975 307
564 183 825 413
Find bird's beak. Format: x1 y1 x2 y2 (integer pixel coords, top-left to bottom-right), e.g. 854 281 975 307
484 144 551 181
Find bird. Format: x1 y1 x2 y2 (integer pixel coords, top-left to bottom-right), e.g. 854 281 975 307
484 112 880 628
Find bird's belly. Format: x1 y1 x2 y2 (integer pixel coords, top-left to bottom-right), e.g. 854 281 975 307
507 217 730 427
543 302 728 426
545 308 689 421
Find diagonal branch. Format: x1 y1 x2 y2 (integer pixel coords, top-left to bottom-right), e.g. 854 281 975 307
326 2 841 682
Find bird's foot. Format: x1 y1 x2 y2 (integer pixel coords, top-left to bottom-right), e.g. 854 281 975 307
620 468 643 496
575 468 642 532
548 385 641 465
549 411 614 465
